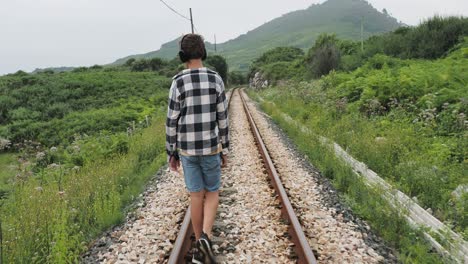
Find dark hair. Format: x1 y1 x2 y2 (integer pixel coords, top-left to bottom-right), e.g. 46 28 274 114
179 34 206 61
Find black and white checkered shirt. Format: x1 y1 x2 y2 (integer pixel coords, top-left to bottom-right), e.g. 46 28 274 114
166 67 229 157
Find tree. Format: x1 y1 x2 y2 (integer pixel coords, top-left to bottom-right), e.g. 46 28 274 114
148 58 165 71
0 95 17 124
124 58 136 67
408 16 468 59
228 71 246 86
90 65 103 70
205 55 228 84
131 60 149 72
249 47 304 78
362 16 468 60
307 34 341 78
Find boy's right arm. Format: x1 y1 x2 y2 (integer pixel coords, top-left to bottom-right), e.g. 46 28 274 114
216 78 229 156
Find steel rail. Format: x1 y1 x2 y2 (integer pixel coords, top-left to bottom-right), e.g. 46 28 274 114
168 89 235 264
167 207 193 264
239 89 317 264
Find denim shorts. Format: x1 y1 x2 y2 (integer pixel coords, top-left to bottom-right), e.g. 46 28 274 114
180 154 222 192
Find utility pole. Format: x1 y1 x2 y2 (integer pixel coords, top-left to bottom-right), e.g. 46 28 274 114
214 34 217 52
361 16 364 52
189 8 194 34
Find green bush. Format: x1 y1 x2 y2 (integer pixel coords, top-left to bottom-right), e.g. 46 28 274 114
306 34 342 78
0 70 171 147
130 59 148 72
332 43 467 121
250 41 467 237
248 16 468 82
249 47 304 76
309 45 341 78
364 16 468 60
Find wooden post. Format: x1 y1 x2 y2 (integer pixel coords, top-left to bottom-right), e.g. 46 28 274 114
214 34 217 52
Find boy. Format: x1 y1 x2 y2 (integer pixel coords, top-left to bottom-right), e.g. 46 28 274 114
165 33 229 264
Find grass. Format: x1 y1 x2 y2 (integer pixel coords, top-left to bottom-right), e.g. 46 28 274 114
0 115 167 263
0 153 17 197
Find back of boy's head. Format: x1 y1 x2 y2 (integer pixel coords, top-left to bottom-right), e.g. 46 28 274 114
179 34 207 62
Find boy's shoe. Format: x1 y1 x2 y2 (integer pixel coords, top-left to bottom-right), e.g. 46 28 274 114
199 232 217 264
192 242 204 264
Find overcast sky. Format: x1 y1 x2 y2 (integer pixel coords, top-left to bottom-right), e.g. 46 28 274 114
1 0 466 75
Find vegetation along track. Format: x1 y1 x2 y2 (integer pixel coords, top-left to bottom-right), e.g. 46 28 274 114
85 89 395 263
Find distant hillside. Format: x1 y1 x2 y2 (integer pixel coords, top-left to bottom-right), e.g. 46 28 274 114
114 0 403 71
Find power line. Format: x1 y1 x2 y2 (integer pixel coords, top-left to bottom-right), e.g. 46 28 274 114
159 0 197 34
159 0 190 21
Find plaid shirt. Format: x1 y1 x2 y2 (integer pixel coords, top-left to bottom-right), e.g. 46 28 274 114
166 67 229 157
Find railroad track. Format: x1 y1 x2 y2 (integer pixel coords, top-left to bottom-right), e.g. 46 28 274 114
168 89 317 264
85 88 391 264
86 88 392 263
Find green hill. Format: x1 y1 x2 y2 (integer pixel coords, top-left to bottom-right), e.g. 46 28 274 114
114 0 403 71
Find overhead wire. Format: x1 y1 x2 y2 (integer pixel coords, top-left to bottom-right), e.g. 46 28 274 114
159 0 202 34
159 0 191 21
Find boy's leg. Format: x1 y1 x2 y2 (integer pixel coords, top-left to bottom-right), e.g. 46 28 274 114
190 191 205 240
203 190 219 237
200 154 222 237
180 155 205 240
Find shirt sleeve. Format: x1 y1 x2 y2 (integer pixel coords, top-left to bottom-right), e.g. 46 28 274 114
165 80 180 156
216 78 229 155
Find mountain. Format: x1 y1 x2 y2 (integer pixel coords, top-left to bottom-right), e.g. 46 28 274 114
113 0 403 71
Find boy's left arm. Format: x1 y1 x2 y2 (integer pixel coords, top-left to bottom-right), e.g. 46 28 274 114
166 80 180 162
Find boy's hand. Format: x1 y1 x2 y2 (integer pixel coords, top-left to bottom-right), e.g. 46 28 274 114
221 154 228 168
169 156 180 172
